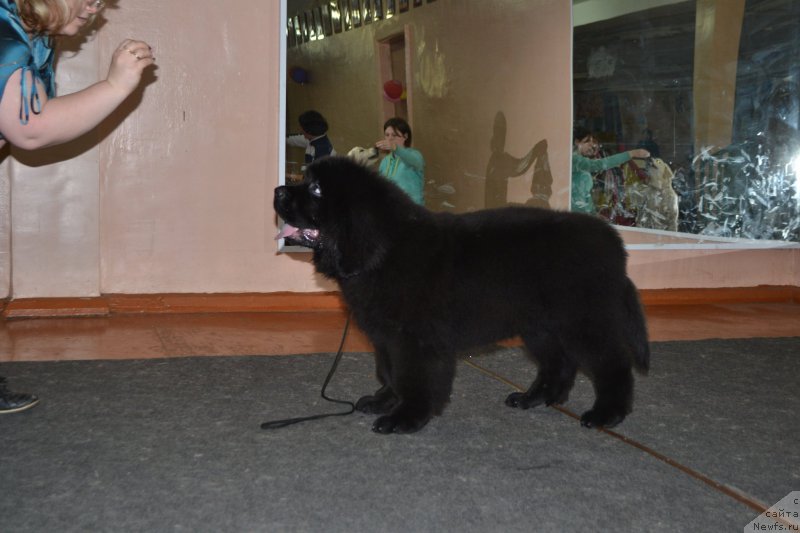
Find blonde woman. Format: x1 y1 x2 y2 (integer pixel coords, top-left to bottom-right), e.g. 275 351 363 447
0 0 155 149
0 0 155 413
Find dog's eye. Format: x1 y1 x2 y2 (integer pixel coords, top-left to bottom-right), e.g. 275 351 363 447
309 183 322 198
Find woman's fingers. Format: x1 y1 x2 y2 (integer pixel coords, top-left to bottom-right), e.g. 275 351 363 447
107 39 156 94
119 39 155 62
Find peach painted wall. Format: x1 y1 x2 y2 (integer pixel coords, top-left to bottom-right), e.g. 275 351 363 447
1 0 333 298
94 1 329 294
0 1 796 300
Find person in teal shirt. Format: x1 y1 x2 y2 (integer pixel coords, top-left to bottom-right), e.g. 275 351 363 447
375 117 425 205
0 0 155 414
571 126 649 214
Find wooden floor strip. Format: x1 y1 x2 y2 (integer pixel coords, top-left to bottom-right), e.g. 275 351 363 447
2 285 798 319
464 359 769 515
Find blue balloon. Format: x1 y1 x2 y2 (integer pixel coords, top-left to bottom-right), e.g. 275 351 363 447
290 67 309 84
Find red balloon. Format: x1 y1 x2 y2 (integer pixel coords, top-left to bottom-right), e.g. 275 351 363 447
383 80 404 102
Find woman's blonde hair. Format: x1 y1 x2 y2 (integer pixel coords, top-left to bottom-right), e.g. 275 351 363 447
16 0 95 35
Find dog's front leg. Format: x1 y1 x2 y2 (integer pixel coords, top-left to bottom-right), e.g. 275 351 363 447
371 345 456 434
355 384 398 414
373 403 433 434
355 347 398 414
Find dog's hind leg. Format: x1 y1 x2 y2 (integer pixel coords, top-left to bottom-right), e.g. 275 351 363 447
506 331 577 410
372 345 456 434
575 339 634 429
580 363 633 429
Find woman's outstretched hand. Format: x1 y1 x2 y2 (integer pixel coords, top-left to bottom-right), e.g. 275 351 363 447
106 39 156 96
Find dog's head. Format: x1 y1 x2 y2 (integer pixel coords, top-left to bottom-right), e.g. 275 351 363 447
275 156 414 279
637 158 674 190
346 146 381 168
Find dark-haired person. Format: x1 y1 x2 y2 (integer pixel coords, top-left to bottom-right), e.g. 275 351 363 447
0 0 155 413
375 117 424 205
571 127 649 214
286 110 336 165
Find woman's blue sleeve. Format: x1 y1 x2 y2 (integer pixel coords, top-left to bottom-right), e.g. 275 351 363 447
0 7 54 127
0 22 31 101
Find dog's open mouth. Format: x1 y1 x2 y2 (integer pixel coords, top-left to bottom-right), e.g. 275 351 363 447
276 222 320 247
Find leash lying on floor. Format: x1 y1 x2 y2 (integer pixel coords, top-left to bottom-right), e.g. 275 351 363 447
260 315 355 430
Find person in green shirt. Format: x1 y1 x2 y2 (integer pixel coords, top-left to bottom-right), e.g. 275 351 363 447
571 127 649 214
375 117 425 205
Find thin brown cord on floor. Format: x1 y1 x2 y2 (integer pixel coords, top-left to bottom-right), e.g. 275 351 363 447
261 315 355 430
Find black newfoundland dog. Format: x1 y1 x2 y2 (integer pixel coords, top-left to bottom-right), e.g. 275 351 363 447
275 156 649 434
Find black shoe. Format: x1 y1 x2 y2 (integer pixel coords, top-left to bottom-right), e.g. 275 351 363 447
0 376 40 414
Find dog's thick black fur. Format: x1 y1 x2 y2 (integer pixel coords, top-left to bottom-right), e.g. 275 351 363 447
275 156 649 434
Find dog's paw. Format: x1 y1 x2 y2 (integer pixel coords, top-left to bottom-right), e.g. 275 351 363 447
355 394 397 415
579 408 625 429
505 391 544 410
505 385 570 410
372 411 431 434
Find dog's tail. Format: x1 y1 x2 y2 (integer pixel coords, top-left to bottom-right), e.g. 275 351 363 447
624 278 650 374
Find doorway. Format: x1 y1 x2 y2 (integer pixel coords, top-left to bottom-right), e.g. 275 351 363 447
377 28 413 127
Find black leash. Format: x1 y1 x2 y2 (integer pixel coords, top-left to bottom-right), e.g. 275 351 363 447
260 314 355 430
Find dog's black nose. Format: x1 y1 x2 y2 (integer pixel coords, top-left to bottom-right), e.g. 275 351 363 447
275 186 288 200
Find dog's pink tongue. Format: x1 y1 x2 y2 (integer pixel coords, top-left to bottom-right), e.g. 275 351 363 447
276 223 299 240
